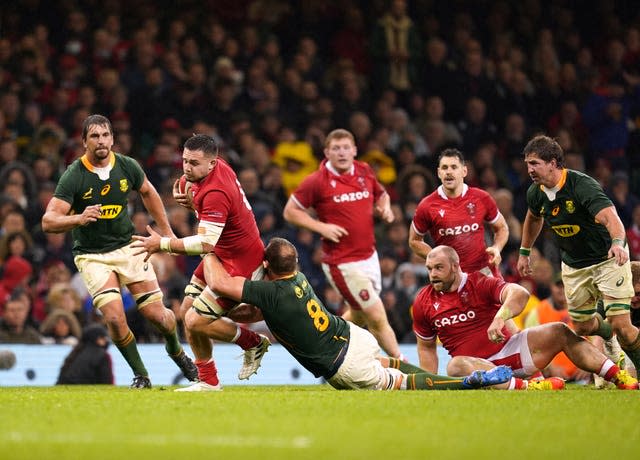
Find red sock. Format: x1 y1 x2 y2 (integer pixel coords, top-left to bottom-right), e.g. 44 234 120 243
602 363 620 381
195 359 219 386
234 327 261 350
513 378 527 390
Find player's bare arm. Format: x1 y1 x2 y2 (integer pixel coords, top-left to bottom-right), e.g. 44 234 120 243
131 223 219 262
517 210 545 276
138 177 176 238
42 197 101 233
202 252 246 302
487 283 530 343
416 336 439 373
595 205 629 266
283 197 348 243
374 193 394 224
486 213 509 267
408 224 432 260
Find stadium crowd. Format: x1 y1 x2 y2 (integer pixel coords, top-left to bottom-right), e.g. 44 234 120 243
1 0 640 362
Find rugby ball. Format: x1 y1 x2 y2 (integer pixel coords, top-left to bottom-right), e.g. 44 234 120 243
178 174 192 195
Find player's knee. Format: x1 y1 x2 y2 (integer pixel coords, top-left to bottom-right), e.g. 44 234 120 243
184 306 211 332
133 290 163 310
446 356 468 376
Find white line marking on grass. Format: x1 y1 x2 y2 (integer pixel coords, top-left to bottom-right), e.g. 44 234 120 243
5 432 312 449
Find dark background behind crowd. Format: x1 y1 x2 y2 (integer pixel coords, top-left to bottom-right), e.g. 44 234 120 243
2 0 640 346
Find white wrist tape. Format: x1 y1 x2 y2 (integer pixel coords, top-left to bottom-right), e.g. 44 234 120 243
183 235 204 255
160 237 173 254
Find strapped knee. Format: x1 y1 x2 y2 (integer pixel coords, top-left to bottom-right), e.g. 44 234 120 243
133 289 164 309
192 287 225 320
601 298 631 317
184 281 205 299
93 288 122 310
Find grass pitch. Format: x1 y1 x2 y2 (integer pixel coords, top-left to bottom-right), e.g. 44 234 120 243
1 384 638 460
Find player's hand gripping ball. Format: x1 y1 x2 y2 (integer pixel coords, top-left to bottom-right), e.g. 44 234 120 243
178 174 192 195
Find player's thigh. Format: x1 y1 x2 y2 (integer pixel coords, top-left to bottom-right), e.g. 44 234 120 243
74 252 121 295
562 262 600 321
322 259 381 310
488 330 537 377
328 323 383 390
116 244 158 286
595 258 634 315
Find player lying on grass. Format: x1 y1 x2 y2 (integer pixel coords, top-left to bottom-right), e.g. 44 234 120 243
412 245 638 390
200 237 512 391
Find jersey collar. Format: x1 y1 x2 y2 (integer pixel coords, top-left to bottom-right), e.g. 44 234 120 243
325 161 354 176
457 272 469 292
81 151 116 171
540 168 567 193
437 183 468 200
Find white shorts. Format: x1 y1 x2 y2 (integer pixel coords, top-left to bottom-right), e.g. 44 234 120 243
327 322 388 390
74 243 157 296
322 251 381 310
486 329 537 378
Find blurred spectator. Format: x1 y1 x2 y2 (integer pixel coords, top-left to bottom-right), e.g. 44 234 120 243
56 323 114 385
0 255 33 312
606 170 640 228
370 0 422 101
44 282 85 326
627 204 640 260
39 308 82 345
0 293 41 344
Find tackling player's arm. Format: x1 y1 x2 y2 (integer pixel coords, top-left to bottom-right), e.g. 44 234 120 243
595 205 629 265
486 283 530 343
408 224 432 260
138 176 175 238
202 252 245 302
42 197 101 233
517 209 545 276
283 196 348 243
416 336 438 373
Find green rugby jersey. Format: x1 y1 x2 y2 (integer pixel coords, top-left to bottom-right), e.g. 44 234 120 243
526 168 613 268
54 152 144 255
242 271 351 378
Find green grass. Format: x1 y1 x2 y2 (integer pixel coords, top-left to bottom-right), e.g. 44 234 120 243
1 384 638 460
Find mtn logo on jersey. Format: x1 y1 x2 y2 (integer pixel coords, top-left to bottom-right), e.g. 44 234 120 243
332 190 370 203
551 224 580 237
98 205 123 219
438 222 480 236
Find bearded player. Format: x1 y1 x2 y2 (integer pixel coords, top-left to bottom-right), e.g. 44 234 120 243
411 245 637 390
132 134 270 391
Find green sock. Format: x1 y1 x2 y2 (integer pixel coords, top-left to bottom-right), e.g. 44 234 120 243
163 327 183 356
388 357 426 374
594 313 613 340
620 332 640 371
115 330 148 377
406 372 467 390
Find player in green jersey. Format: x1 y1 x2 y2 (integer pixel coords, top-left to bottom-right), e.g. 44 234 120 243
42 114 197 388
517 134 640 387
199 237 512 390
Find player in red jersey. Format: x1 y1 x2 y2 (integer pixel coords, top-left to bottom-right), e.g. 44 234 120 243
132 134 270 391
411 245 638 390
283 129 402 359
409 148 508 276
